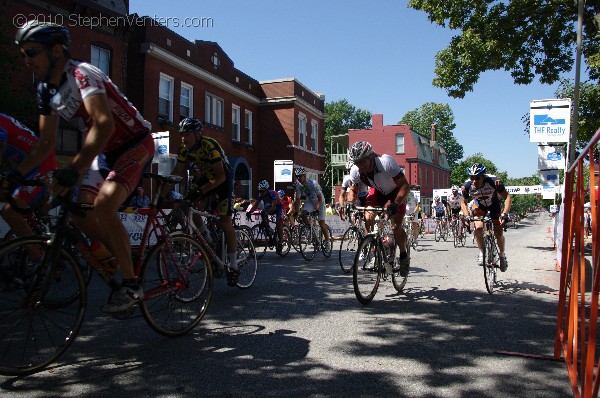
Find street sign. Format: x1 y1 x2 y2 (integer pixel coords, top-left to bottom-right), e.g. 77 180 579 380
530 99 571 142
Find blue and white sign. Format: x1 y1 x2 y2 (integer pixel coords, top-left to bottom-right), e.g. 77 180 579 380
538 144 566 170
540 169 560 187
274 160 294 183
530 99 571 142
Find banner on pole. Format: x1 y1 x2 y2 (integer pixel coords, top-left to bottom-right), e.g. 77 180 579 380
274 160 294 183
530 99 571 142
538 144 566 170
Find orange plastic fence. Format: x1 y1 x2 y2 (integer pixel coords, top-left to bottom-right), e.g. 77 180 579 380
555 128 600 398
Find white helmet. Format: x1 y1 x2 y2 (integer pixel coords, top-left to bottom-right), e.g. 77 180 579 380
347 141 373 162
451 185 459 192
257 180 269 190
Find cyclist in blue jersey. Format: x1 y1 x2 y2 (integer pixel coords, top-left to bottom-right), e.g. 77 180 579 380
293 167 332 252
246 180 284 254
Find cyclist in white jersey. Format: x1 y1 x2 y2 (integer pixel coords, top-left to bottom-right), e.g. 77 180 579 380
15 21 155 313
338 160 368 221
447 185 466 237
347 141 411 276
293 167 331 252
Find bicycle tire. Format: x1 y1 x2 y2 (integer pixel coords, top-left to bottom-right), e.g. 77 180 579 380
276 225 292 257
322 225 333 258
352 235 381 304
434 223 440 242
234 228 258 289
339 226 361 273
0 236 87 376
453 224 459 248
250 224 268 260
140 233 213 337
290 224 301 252
299 224 316 261
391 238 408 292
483 235 496 294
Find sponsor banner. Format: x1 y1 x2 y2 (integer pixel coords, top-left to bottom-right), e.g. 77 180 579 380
530 99 571 142
274 160 294 183
540 169 560 187
505 185 543 195
538 144 566 170
542 185 558 199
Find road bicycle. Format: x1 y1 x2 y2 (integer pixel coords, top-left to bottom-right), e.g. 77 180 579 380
338 205 366 273
418 217 426 238
181 203 257 288
249 210 291 260
474 212 501 294
352 206 408 304
451 217 467 248
297 210 333 261
0 173 212 376
404 215 418 250
434 216 448 242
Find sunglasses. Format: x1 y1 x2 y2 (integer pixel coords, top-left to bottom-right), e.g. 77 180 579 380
469 175 483 181
21 47 45 59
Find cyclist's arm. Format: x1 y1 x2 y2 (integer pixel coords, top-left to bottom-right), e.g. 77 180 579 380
16 114 59 177
499 191 512 216
199 160 226 196
392 174 410 205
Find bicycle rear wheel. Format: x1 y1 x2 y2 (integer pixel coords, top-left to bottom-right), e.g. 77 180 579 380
290 224 301 252
234 228 257 289
339 226 361 273
0 236 86 376
321 225 333 258
250 225 268 260
352 235 381 304
482 235 496 294
140 233 212 336
299 225 316 261
276 226 291 257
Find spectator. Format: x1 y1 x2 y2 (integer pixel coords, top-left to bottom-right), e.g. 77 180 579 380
584 209 592 238
129 186 150 208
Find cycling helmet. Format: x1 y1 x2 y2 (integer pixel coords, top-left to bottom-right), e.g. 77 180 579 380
347 141 373 162
294 167 306 176
257 180 269 190
278 189 285 197
178 118 203 134
15 20 71 48
466 163 486 176
451 185 459 192
434 195 440 201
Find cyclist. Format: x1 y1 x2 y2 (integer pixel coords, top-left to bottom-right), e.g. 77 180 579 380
293 167 332 252
172 117 239 286
460 163 512 271
347 140 411 276
0 113 57 238
278 189 294 226
431 195 447 231
447 185 465 237
246 180 284 254
338 160 368 221
14 21 155 313
406 190 420 246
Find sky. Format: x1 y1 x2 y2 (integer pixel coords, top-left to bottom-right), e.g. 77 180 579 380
130 0 575 179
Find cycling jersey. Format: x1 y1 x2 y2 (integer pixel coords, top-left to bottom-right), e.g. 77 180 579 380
0 114 57 205
257 189 283 222
462 175 507 218
295 178 326 220
349 154 403 196
432 201 445 217
447 193 463 210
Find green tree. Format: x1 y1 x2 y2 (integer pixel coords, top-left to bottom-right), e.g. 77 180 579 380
323 99 372 199
399 102 464 169
408 0 600 98
505 174 545 216
450 153 507 186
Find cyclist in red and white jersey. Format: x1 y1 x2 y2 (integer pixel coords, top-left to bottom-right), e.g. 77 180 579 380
347 141 411 276
14 21 155 313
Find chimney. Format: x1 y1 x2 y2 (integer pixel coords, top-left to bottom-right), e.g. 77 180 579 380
430 123 437 141
372 114 383 127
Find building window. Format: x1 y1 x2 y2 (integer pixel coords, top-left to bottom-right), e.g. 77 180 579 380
159 73 174 122
205 92 224 128
396 133 405 154
232 105 240 141
298 113 307 148
311 121 318 153
180 83 193 119
90 45 110 76
245 110 253 145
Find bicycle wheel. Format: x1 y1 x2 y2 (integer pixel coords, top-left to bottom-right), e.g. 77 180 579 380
482 235 496 294
299 224 316 261
453 224 459 248
353 235 381 304
234 228 257 289
442 224 448 241
434 223 440 242
276 226 291 257
339 227 361 273
419 221 425 238
391 238 408 291
250 225 268 260
140 233 212 337
321 225 333 258
0 236 86 376
290 224 301 252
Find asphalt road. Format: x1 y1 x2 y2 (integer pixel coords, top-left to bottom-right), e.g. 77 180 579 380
0 211 572 397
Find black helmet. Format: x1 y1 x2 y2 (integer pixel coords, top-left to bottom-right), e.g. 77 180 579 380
15 20 70 48
179 118 203 134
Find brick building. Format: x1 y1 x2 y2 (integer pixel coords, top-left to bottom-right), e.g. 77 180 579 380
331 114 450 210
2 0 326 199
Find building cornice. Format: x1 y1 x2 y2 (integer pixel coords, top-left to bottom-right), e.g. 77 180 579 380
259 78 325 101
261 96 326 119
142 43 261 105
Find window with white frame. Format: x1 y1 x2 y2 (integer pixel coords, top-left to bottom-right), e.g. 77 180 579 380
298 113 307 148
91 45 110 76
159 74 174 122
311 121 318 153
244 110 253 145
232 105 240 141
396 133 405 154
205 92 224 128
180 83 193 119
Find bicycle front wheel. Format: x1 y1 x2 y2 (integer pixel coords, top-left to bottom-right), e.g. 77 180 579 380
276 226 291 257
141 233 212 337
352 235 381 305
339 227 361 273
0 236 86 376
434 223 440 242
299 225 316 261
391 241 408 292
250 225 268 260
234 227 258 289
482 235 496 294
322 225 333 258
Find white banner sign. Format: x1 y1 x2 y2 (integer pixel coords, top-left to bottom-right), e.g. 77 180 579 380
152 132 171 175
274 160 294 183
538 144 566 170
540 169 560 187
505 185 543 195
542 185 558 199
530 99 571 142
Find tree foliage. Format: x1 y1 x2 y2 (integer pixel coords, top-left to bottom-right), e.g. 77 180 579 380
399 102 464 169
450 153 507 187
408 0 600 98
554 79 600 151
